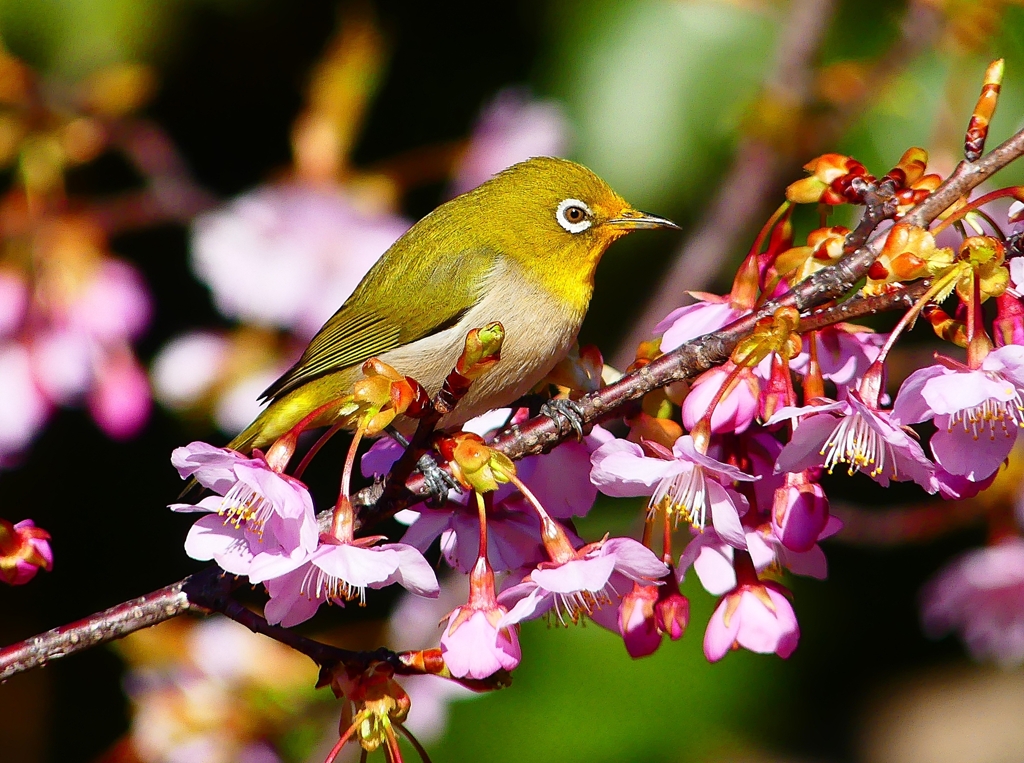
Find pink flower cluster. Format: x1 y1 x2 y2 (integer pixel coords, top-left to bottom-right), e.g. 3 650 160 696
361 407 670 677
0 222 152 463
172 442 440 628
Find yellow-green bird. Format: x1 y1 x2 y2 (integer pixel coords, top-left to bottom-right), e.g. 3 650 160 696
228 156 678 454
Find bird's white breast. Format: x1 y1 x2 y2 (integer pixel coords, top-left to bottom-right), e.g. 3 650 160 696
377 258 585 428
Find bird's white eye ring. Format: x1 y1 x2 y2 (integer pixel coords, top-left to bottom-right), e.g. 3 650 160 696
556 198 592 234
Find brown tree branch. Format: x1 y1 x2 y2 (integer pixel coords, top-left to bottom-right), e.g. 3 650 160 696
0 571 201 682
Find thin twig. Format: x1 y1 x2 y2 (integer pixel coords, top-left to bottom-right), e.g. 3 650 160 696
0 570 204 682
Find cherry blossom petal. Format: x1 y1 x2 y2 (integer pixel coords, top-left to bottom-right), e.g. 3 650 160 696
929 422 1015 480
184 515 253 576
590 439 676 495
313 544 400 588
602 537 669 581
377 544 440 597
531 554 617 593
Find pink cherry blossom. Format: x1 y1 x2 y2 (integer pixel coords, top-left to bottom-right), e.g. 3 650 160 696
655 295 742 354
498 537 668 626
921 537 1024 666
655 587 690 642
440 558 520 679
441 608 521 678
400 495 548 574
704 581 799 662
253 539 439 628
0 518 53 585
893 347 1024 482
170 442 319 573
678 529 739 595
191 184 408 338
681 364 758 435
772 391 938 492
451 88 570 195
590 435 754 545
790 324 886 386
744 516 841 580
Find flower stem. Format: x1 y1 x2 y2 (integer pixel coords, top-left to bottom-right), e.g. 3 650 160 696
325 711 368 763
931 186 1022 236
332 421 367 542
395 722 435 763
293 422 345 480
476 491 488 560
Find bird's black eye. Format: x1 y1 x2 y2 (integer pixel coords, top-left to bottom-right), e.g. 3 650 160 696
556 197 593 234
564 205 585 223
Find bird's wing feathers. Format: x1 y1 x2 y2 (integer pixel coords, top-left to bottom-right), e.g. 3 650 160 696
260 246 496 401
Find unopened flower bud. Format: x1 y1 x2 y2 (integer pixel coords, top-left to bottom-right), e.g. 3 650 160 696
0 518 53 585
619 583 660 658
655 588 690 641
771 476 829 553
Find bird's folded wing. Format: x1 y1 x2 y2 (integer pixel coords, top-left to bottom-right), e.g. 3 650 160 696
260 247 495 401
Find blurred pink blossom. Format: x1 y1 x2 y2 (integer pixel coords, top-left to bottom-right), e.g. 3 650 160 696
151 331 231 410
191 184 409 338
921 537 1024 666
451 88 570 195
0 269 28 338
89 350 151 439
0 344 49 462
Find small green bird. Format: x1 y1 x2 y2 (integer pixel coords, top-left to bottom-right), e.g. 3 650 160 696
228 156 678 454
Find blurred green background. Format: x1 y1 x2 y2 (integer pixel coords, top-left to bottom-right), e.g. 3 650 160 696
2 1 1024 762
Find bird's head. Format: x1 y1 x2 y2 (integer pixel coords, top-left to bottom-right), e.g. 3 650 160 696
459 156 678 289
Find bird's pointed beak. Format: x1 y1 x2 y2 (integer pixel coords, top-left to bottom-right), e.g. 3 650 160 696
606 209 681 231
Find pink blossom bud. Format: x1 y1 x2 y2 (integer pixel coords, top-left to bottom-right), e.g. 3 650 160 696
771 477 829 553
681 364 758 435
655 589 690 641
0 518 53 585
619 583 660 658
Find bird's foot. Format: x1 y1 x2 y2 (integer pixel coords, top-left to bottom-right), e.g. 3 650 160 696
540 398 586 441
417 451 462 506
